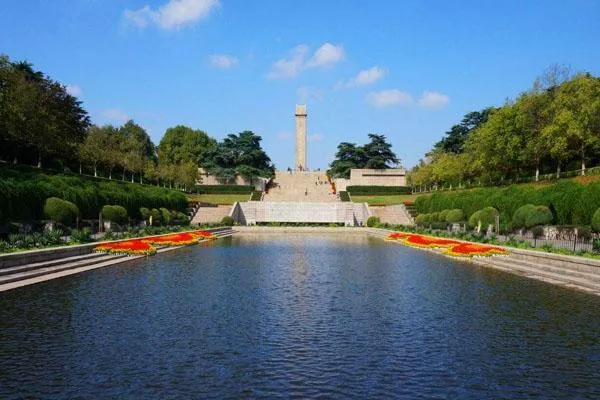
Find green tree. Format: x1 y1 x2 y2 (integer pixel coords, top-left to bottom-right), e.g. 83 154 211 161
157 125 216 165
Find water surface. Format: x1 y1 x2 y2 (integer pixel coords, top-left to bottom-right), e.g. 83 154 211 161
1 233 600 398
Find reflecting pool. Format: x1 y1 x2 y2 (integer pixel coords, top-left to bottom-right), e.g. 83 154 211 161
1 233 600 398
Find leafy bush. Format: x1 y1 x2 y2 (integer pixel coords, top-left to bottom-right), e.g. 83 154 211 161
468 207 498 229
250 191 263 201
339 191 350 202
101 205 128 224
0 166 187 222
44 197 79 226
139 207 151 221
430 212 440 222
415 214 427 225
70 228 93 243
592 208 600 233
346 186 412 195
221 216 235 226
150 208 161 225
577 226 592 241
160 208 172 225
414 180 600 227
195 185 254 194
445 209 464 223
513 204 553 229
438 209 450 222
366 216 381 227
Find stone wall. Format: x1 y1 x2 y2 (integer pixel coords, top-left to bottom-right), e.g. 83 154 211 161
334 168 406 191
233 202 369 226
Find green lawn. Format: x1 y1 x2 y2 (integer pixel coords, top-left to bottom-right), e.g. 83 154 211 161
186 193 251 205
351 194 418 206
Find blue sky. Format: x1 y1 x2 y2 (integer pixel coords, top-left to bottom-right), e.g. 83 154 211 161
1 0 599 170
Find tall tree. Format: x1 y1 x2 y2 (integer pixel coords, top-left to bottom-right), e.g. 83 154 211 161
157 125 216 165
363 133 399 169
328 134 399 178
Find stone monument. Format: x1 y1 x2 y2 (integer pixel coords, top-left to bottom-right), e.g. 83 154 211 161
295 104 307 171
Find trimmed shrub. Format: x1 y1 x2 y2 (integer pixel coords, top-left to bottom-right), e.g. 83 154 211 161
150 208 161 225
415 214 427 225
468 207 498 229
139 207 151 221
430 212 440 222
160 208 172 225
366 216 381 227
339 191 350 202
592 208 600 233
101 205 128 224
445 209 464 223
438 209 450 223
221 216 235 226
513 204 553 229
250 191 263 201
44 197 79 226
346 186 412 195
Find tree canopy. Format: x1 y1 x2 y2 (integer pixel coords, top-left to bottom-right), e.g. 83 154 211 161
329 134 399 179
409 68 600 188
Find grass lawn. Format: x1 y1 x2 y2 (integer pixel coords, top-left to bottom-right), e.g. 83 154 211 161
186 194 251 205
351 194 418 206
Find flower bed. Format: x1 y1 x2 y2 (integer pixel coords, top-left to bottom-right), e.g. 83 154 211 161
94 230 217 256
386 232 507 258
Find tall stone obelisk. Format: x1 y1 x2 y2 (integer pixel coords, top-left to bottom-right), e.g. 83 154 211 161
295 104 307 171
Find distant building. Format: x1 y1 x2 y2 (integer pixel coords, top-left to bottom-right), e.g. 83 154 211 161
334 168 406 191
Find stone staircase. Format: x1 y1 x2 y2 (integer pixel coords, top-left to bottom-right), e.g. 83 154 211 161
0 228 235 292
191 205 233 224
264 171 337 202
369 204 414 225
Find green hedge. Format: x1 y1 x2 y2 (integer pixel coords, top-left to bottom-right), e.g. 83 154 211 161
414 180 600 226
339 191 350 202
591 208 600 232
250 191 263 201
445 209 464 223
346 186 412 195
366 216 381 227
0 168 187 221
44 197 79 226
512 204 553 228
195 185 254 194
468 207 498 229
101 205 128 224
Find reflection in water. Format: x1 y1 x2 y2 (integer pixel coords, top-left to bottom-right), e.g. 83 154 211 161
1 233 600 399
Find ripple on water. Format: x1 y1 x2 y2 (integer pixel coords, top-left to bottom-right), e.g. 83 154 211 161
1 234 600 399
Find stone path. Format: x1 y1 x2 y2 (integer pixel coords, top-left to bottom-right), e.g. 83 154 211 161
264 171 337 202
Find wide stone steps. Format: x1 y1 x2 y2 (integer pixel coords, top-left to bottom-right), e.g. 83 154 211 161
191 205 232 224
478 256 600 294
265 171 335 202
0 253 128 285
0 252 107 277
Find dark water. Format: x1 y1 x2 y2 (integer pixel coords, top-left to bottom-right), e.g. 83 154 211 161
2 234 600 399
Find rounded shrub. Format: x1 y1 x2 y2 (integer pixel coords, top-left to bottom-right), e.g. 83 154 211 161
415 214 427 226
445 209 464 224
221 216 235 226
160 208 172 225
468 207 498 229
101 205 128 224
139 207 151 221
513 204 553 229
150 208 162 225
438 209 450 223
366 216 381 227
592 208 600 233
44 197 79 226
430 212 440 222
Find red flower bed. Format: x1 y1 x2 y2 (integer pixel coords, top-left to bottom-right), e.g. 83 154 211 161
146 232 199 246
386 232 507 258
95 239 156 256
191 230 216 239
444 243 507 258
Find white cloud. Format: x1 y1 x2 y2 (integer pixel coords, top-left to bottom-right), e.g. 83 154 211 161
66 84 82 97
308 134 322 142
268 42 345 79
124 0 219 30
418 91 450 108
209 54 238 68
268 45 309 79
305 43 345 68
366 89 413 108
101 109 129 123
337 66 385 89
